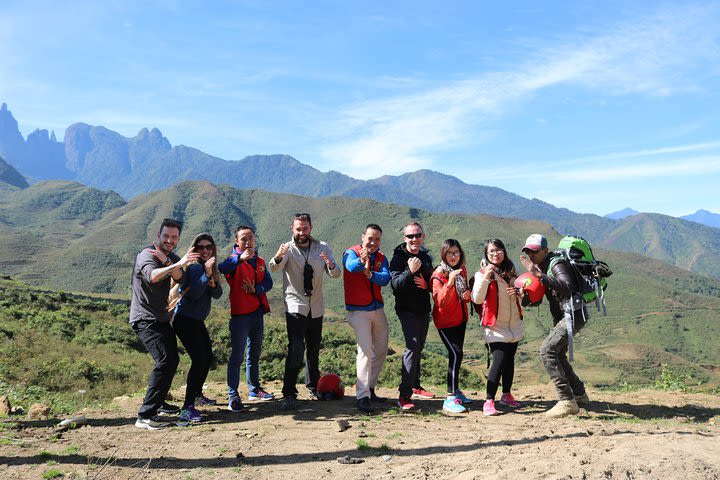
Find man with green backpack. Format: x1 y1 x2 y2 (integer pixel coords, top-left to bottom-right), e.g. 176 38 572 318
520 234 591 418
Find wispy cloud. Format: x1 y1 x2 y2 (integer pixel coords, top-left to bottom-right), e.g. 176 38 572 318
320 4 720 177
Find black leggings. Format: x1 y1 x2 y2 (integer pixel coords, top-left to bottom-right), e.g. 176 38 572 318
486 341 519 399
437 322 467 394
173 314 213 407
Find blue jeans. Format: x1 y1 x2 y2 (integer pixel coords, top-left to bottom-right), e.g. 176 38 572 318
227 309 265 399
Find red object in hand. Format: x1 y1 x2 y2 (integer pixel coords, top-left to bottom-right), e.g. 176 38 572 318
514 272 546 304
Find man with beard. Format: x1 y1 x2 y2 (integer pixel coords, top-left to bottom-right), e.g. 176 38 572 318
130 218 200 429
270 213 340 410
342 224 390 413
390 221 435 410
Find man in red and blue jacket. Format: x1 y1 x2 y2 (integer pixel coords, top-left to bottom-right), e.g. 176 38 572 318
218 225 274 411
342 223 390 413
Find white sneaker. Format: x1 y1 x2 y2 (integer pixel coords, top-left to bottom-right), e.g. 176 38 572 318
135 415 172 430
545 399 579 418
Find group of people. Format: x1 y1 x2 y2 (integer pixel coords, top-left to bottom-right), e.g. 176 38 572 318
129 215 590 430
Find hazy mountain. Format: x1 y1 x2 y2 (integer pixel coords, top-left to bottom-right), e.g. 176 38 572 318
681 209 720 229
605 207 639 220
0 155 29 189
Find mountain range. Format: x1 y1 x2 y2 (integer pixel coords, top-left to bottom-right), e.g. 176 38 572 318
1 102 720 278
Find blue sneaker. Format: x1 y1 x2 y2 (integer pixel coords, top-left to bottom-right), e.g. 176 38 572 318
248 388 275 401
454 390 472 404
179 405 202 422
442 395 468 414
228 396 246 412
194 395 218 406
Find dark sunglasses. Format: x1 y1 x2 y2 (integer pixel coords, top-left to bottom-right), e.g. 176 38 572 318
405 233 423 239
195 244 214 251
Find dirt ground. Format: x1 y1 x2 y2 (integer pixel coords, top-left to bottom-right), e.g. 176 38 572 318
1 382 719 480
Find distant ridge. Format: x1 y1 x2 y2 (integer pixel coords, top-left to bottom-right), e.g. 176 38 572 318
0 155 29 189
605 207 639 220
681 209 720 229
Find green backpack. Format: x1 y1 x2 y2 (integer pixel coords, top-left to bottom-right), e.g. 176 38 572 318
548 235 612 315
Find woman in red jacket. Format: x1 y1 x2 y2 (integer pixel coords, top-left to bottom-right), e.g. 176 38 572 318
431 239 472 414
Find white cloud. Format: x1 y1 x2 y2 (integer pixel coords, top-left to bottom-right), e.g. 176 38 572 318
319 4 720 176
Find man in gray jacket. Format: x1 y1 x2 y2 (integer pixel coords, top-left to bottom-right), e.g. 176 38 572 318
269 213 340 409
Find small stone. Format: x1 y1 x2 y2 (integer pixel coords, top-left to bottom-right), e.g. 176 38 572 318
336 419 351 432
382 455 392 462
235 452 244 459
337 455 364 464
28 403 51 419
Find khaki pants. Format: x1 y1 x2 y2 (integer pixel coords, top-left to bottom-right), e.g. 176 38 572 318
347 309 389 400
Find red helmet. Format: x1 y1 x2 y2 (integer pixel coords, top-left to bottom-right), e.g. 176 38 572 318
514 272 546 305
316 373 345 400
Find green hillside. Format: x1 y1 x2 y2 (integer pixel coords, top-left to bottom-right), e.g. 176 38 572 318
0 179 719 406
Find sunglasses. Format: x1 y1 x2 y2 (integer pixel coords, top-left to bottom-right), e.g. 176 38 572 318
195 244 214 251
405 233 423 239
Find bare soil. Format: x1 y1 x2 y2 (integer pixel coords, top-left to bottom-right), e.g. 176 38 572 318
1 383 719 479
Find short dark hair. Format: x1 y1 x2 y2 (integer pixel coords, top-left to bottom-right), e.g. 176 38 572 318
293 212 312 224
440 239 465 266
236 225 255 235
365 223 382 234
159 218 183 235
403 221 423 233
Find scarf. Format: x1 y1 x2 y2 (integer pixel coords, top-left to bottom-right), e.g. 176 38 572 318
439 262 467 299
480 264 520 327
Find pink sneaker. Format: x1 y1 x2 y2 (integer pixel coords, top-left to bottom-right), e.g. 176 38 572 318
411 387 435 399
499 393 521 408
483 399 497 416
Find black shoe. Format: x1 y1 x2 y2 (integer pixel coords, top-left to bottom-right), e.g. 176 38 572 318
158 402 180 414
357 397 373 413
370 388 386 403
282 396 297 410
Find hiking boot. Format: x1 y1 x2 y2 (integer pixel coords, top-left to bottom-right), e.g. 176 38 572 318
179 405 202 423
158 402 180 414
545 399 579 418
194 395 218 407
454 390 472 404
135 415 172 430
369 388 387 403
228 396 246 412
483 399 498 416
499 392 521 408
397 395 416 410
357 397 373 413
281 396 297 410
248 388 275 401
411 387 435 399
443 396 468 414
575 393 590 407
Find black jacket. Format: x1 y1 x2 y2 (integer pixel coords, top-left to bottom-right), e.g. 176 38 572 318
389 243 433 314
538 253 583 325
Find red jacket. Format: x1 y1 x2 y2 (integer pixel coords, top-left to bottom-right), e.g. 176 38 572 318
431 265 469 329
343 245 385 308
226 256 271 315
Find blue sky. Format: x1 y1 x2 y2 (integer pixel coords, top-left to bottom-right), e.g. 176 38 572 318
1 1 720 216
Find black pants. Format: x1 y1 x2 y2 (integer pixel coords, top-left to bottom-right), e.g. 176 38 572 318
173 314 213 407
282 312 323 398
132 320 179 418
398 309 430 397
437 322 467 394
486 341 519 399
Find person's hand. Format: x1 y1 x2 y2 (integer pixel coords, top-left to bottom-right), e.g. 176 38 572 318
506 286 519 297
205 256 216 275
241 278 256 294
240 247 255 261
274 243 289 261
319 251 335 269
179 248 201 267
359 247 369 265
414 275 428 290
483 263 496 279
408 257 421 274
520 256 542 278
447 268 462 284
148 242 168 264
461 290 472 301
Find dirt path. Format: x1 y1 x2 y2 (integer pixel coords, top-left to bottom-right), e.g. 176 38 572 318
2 383 719 479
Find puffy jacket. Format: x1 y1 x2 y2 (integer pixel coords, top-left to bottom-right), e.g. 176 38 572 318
343 245 389 310
537 254 584 326
471 270 524 343
219 247 272 316
431 265 469 329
